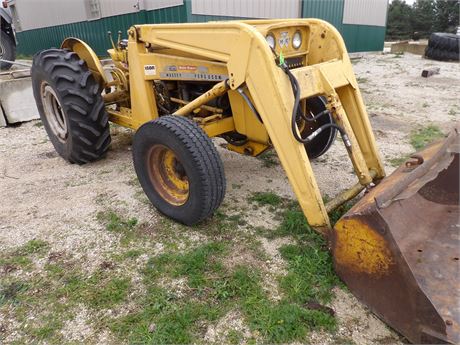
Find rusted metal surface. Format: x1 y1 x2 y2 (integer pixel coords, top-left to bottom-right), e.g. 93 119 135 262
332 127 460 344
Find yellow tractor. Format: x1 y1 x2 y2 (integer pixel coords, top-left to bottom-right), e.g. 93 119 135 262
30 19 459 343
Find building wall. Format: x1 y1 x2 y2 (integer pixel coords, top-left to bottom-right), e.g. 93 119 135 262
343 0 388 26
301 0 387 52
10 0 184 31
15 5 187 56
10 0 87 31
191 0 301 19
14 0 387 56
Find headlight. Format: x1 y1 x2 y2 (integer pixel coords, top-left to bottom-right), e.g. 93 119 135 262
266 34 275 50
292 31 302 49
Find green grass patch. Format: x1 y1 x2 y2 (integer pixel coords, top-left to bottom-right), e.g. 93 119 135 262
258 150 279 167
0 239 49 272
147 241 226 289
16 53 33 60
388 155 409 167
18 239 49 255
97 210 139 245
0 281 29 306
410 125 444 151
279 243 338 304
328 202 354 226
249 191 282 206
88 277 131 309
111 235 337 344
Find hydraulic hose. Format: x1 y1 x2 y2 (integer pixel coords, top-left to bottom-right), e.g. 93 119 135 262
279 62 351 148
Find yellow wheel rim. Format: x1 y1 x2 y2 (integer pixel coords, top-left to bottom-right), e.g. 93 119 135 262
148 145 189 206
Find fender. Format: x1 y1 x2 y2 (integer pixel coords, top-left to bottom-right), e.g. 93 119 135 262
61 37 108 86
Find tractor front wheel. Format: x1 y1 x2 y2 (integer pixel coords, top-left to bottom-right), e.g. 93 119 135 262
133 116 226 225
31 49 111 164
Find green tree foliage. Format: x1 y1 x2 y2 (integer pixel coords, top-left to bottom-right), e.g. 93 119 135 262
433 0 460 33
386 0 460 40
411 0 436 35
387 0 414 39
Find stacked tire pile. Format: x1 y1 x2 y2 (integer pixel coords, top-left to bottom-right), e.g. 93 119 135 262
425 33 460 61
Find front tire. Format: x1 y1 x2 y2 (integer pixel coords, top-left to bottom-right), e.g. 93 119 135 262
133 116 226 225
0 30 16 70
31 49 111 164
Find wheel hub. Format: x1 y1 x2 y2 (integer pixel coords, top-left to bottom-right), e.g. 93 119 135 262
148 145 189 206
41 83 68 143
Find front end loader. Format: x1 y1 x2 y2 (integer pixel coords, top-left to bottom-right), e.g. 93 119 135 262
30 19 459 343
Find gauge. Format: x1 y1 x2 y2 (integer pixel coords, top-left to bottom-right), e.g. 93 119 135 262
266 34 276 49
292 31 302 49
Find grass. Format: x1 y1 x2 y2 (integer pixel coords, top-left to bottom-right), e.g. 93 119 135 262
258 150 279 167
249 191 282 206
0 239 49 272
386 125 445 168
409 125 444 150
388 155 409 167
0 237 133 343
2 196 341 344
16 53 33 60
97 210 139 245
110 209 338 344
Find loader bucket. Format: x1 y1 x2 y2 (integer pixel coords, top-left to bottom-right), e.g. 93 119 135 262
331 127 459 344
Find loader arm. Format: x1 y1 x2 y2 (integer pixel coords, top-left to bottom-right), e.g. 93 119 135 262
129 19 386 231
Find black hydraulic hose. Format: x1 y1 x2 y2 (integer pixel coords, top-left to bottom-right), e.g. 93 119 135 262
279 63 351 147
237 87 263 123
300 109 330 122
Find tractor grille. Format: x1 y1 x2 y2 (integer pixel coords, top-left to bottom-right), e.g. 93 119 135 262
286 57 304 69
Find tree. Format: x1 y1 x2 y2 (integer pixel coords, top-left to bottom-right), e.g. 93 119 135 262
386 0 414 39
410 0 436 35
433 0 460 33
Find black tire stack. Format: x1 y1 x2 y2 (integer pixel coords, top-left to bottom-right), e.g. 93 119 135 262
425 33 460 61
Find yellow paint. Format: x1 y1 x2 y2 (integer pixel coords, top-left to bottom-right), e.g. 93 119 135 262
61 38 107 85
334 218 394 275
227 141 269 157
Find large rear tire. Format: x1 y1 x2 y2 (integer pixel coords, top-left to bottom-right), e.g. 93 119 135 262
425 33 460 61
133 116 226 225
31 49 111 164
300 96 337 159
0 30 16 70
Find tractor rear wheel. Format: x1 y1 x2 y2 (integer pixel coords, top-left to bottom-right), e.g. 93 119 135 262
31 49 111 164
301 96 337 159
133 115 226 225
0 31 16 70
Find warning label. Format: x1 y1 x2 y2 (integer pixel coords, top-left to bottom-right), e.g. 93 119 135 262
144 65 157 76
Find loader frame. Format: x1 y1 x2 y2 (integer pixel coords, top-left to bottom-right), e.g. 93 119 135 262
63 19 386 232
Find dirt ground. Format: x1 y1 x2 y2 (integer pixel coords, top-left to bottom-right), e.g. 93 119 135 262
0 52 458 344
